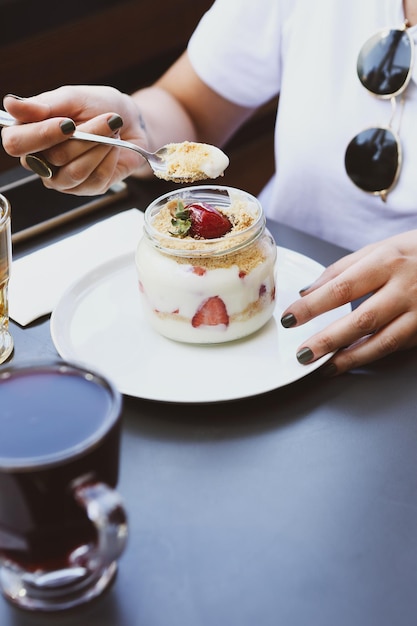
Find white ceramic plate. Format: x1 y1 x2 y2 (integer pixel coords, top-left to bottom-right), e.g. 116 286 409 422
50 247 350 403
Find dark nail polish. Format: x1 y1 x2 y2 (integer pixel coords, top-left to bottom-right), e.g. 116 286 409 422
296 347 314 364
108 114 123 131
26 154 54 178
281 313 297 328
320 362 338 377
299 284 311 295
60 119 76 135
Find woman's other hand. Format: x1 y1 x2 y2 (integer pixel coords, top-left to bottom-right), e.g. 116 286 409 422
280 230 417 375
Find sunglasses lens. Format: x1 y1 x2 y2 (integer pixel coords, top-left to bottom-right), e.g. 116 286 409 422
357 29 413 96
345 127 399 193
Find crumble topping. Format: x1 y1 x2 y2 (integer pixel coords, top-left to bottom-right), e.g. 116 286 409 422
149 193 267 270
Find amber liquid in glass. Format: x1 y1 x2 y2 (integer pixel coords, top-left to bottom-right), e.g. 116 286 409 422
0 199 12 365
0 222 9 330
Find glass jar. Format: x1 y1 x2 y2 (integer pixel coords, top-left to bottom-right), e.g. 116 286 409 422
135 185 277 344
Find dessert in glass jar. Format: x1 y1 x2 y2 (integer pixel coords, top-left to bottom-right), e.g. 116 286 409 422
135 185 277 344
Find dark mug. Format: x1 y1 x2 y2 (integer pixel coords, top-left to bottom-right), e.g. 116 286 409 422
0 361 127 612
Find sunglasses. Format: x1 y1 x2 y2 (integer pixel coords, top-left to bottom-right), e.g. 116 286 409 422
344 22 414 201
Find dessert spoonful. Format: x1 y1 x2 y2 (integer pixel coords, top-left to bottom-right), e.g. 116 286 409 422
0 109 229 183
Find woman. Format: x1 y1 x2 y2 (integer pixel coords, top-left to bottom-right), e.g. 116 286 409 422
2 0 417 376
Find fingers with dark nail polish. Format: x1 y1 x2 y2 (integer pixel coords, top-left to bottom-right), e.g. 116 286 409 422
108 114 123 131
281 313 297 328
296 347 314 364
60 119 76 135
26 154 56 178
320 362 338 377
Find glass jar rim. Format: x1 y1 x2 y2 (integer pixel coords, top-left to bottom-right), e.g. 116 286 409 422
142 185 265 258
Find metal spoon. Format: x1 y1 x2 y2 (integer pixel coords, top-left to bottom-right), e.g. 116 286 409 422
0 109 228 183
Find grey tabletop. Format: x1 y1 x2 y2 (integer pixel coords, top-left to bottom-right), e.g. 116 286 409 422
1 175 417 626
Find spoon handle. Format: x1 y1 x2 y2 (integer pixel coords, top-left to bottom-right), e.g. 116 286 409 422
70 129 152 157
0 109 154 160
0 109 15 127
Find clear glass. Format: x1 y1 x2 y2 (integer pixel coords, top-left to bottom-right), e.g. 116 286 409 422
0 361 127 612
136 185 277 344
0 195 13 364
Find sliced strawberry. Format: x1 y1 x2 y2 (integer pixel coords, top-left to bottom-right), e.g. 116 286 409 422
170 201 232 239
192 296 229 328
191 266 207 276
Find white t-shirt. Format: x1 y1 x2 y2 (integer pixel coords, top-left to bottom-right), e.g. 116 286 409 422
188 0 417 250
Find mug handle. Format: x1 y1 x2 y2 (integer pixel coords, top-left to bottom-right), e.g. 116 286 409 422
73 481 128 568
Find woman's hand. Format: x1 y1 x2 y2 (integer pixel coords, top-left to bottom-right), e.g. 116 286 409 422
1 86 148 195
1 53 251 197
280 230 417 375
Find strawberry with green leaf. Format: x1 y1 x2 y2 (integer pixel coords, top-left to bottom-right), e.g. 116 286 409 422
170 201 232 239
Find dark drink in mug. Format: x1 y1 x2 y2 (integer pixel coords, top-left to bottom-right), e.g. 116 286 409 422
0 361 128 612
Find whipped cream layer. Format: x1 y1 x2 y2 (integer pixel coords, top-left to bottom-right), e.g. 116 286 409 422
136 234 276 343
